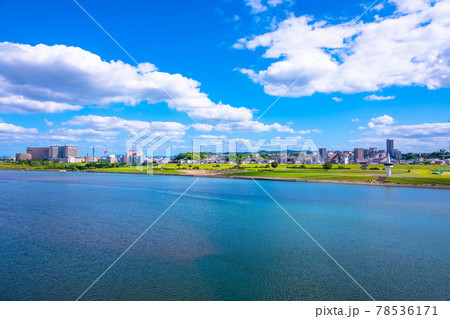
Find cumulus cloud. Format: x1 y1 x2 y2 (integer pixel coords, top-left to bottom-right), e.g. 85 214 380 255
49 127 119 138
63 115 189 140
267 0 289 7
214 120 295 133
389 0 433 14
350 135 450 152
44 119 54 126
364 95 395 101
245 0 267 13
368 115 396 128
369 122 450 138
191 123 214 132
371 3 385 11
297 129 322 134
235 0 450 97
0 122 38 134
0 42 253 122
0 95 82 114
352 118 360 122
332 97 343 102
193 135 228 139
352 113 450 151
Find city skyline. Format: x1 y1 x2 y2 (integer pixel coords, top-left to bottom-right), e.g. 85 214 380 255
0 0 450 156
11 138 449 167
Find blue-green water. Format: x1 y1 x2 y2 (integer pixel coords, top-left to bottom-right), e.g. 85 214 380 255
0 170 449 301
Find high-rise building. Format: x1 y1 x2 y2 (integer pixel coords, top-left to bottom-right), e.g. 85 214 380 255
61 146 78 158
49 145 78 160
48 146 59 159
353 148 365 162
26 147 49 161
27 146 78 161
387 139 394 158
125 151 144 164
319 148 327 163
338 152 348 164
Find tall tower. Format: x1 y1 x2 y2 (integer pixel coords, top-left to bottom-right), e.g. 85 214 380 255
387 139 394 158
319 148 327 163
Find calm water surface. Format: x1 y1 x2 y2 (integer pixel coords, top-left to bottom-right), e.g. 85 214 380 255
0 170 449 300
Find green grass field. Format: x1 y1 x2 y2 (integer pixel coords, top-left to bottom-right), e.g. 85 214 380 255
223 164 449 185
1 162 449 186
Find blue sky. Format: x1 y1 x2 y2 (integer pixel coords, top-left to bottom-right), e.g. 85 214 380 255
0 0 449 156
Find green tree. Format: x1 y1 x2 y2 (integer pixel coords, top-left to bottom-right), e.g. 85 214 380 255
322 162 333 170
271 162 278 168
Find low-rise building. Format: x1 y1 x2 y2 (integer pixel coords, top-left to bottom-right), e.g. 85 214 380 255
0 156 15 162
85 156 102 163
125 151 144 164
106 155 117 163
16 153 32 161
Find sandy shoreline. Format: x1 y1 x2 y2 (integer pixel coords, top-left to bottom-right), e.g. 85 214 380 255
2 168 449 190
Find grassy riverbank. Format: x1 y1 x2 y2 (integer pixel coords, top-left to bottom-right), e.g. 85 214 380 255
1 162 449 186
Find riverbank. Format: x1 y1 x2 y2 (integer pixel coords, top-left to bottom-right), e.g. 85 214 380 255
152 171 450 190
2 167 448 190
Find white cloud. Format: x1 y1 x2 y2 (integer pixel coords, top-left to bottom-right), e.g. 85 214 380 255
296 128 322 134
245 0 267 13
235 0 450 97
0 95 82 113
369 122 450 138
44 119 53 126
191 123 214 132
193 135 228 139
371 3 385 11
352 115 450 151
351 118 360 122
0 122 38 134
0 42 253 122
332 97 343 102
214 120 295 133
364 94 395 101
368 115 396 128
350 135 450 152
267 0 285 7
49 127 119 138
389 0 433 14
63 115 188 139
